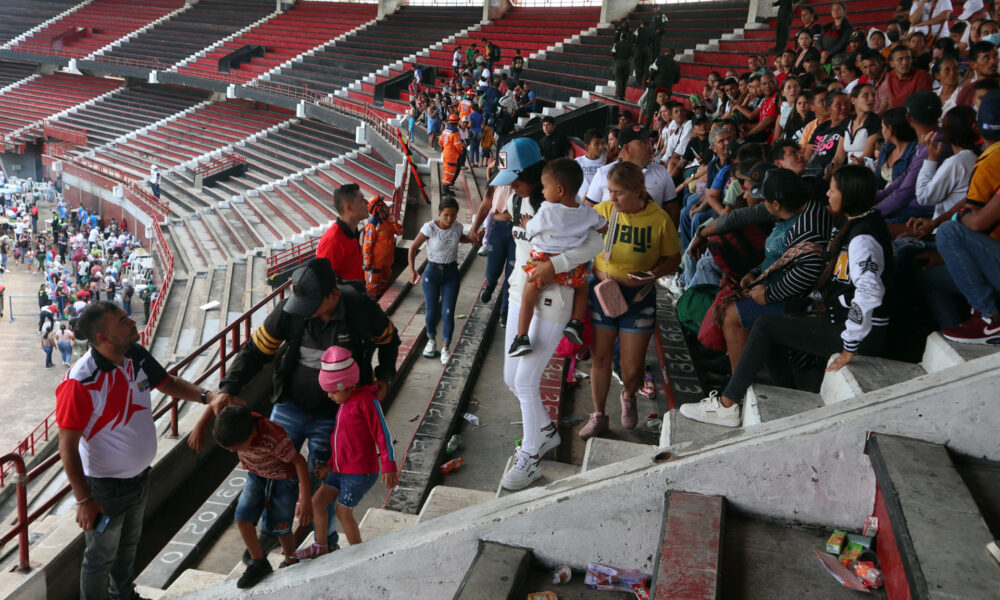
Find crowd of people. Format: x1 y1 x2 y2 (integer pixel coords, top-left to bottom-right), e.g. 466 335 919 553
47 1 1000 597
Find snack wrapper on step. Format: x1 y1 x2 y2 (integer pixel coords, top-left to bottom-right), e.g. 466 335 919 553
584 563 651 592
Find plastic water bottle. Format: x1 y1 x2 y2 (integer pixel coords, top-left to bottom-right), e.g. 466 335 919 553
445 434 462 455
438 457 464 474
462 412 480 426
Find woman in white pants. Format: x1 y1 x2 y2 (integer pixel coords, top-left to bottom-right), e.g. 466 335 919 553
488 138 604 491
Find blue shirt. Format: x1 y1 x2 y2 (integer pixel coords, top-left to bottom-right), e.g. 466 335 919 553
710 163 731 191
469 111 484 132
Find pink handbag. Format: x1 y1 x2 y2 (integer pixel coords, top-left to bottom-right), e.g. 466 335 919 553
594 278 628 318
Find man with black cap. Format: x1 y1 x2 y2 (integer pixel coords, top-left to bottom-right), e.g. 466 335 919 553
874 89 950 218
213 257 400 549
585 123 679 224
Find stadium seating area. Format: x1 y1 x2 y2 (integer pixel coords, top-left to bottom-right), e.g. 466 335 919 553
264 6 481 99
0 0 79 45
94 0 276 70
11 0 184 59
176 1 377 84
0 59 37 89
48 85 210 149
0 72 119 140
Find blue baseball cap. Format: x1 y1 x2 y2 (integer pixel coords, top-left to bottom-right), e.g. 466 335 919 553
978 89 1000 134
490 137 543 186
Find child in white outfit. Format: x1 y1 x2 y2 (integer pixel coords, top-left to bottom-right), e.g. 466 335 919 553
509 158 606 356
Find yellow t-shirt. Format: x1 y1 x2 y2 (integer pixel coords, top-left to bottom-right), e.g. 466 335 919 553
968 141 1000 207
593 200 680 279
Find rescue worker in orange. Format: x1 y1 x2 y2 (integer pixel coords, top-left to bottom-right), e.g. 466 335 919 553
458 89 476 120
439 114 464 188
361 195 403 298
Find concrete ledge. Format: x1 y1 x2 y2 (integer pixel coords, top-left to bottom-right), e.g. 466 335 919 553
453 541 531 600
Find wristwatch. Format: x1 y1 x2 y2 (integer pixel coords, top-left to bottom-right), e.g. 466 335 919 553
200 390 209 404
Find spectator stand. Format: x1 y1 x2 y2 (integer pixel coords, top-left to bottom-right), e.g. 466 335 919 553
192 153 248 191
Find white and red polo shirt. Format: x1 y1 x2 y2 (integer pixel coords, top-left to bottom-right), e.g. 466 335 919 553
56 344 168 479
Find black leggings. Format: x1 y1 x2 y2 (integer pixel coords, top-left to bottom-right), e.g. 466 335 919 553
723 315 887 401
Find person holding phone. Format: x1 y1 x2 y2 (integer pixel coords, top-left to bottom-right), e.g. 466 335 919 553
580 161 681 441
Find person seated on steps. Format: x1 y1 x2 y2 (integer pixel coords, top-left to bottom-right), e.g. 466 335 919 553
508 159 607 357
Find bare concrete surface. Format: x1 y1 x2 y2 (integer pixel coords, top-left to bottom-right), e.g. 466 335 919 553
0 266 73 458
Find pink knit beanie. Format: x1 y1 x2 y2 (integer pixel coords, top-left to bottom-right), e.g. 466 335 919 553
318 346 359 392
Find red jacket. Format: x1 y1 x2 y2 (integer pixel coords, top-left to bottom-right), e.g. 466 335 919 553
327 385 396 475
316 219 363 281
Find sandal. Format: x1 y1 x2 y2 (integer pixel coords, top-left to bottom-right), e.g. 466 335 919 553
278 557 298 568
293 543 328 560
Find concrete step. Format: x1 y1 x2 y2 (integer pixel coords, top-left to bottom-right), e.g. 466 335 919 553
581 437 648 473
160 569 226 599
652 491 724 600
453 541 532 600
495 456 579 498
358 507 419 541
659 408 742 451
866 433 1000 599
921 331 1000 373
416 485 494 523
820 356 926 405
741 384 823 428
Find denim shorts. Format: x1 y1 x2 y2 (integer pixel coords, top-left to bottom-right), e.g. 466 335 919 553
321 472 379 509
589 277 658 334
734 298 786 330
234 472 300 536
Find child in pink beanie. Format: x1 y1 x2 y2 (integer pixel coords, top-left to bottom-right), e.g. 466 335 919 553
295 346 398 559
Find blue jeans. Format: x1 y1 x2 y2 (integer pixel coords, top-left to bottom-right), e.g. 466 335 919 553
43 345 53 367
235 472 299 537
686 250 724 289
935 220 1000 318
468 130 482 163
81 469 149 600
485 220 516 314
123 299 131 316
269 402 339 542
678 192 703 252
422 261 460 345
57 340 72 363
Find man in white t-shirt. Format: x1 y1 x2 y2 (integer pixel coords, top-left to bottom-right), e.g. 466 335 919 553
57 302 226 600
661 105 693 169
574 128 606 200
910 0 953 38
585 124 679 225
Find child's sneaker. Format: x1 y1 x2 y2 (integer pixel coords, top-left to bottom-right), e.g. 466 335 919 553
500 449 541 490
440 346 451 365
563 319 585 345
678 392 741 427
422 339 437 358
508 334 532 357
237 558 273 589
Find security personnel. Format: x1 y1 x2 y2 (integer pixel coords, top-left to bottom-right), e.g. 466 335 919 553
634 18 654 87
439 114 465 188
612 28 634 101
458 89 475 120
646 47 681 117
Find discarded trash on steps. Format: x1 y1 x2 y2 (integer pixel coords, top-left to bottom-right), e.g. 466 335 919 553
462 412 480 426
438 457 464 474
817 515 884 591
584 562 651 592
552 565 571 584
526 591 558 600
445 434 462 455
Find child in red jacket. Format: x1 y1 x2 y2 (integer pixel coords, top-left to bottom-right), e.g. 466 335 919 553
295 346 398 559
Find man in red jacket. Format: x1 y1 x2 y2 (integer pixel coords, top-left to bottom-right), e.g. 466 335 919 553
315 183 367 281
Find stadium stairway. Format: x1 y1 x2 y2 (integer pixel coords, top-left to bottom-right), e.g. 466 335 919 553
174 1 377 85
0 0 82 47
261 6 482 106
128 323 1000 598
9 0 183 59
92 0 277 71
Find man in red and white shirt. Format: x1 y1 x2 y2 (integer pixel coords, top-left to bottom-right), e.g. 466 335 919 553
57 301 225 600
738 72 780 143
315 183 367 282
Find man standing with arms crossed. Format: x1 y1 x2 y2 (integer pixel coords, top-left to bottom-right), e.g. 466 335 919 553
58 301 229 600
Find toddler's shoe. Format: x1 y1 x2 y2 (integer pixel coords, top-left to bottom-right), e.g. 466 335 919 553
563 319 585 345
508 334 531 357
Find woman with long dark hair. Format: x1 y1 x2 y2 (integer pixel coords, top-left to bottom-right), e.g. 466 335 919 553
680 165 893 427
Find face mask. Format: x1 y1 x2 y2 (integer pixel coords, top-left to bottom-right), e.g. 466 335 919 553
887 30 901 42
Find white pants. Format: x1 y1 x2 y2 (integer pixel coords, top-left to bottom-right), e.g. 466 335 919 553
503 303 563 455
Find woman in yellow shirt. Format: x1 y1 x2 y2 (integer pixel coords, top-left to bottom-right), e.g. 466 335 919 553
581 162 681 440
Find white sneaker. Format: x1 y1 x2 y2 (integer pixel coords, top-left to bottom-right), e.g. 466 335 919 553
477 245 489 257
500 449 541 491
678 392 741 427
422 339 436 358
439 346 451 365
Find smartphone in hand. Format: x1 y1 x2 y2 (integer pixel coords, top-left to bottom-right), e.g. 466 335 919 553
94 513 111 533
628 271 656 281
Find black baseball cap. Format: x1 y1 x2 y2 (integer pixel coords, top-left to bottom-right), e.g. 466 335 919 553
758 168 801 203
692 113 711 125
747 162 778 199
618 123 656 145
284 257 340 317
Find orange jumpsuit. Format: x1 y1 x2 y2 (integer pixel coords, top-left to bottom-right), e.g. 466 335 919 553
439 124 464 187
361 197 403 298
458 98 474 120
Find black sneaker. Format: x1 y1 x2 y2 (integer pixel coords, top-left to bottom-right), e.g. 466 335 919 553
612 363 623 385
480 285 494 303
237 558 273 589
563 319 584 345
508 334 532 356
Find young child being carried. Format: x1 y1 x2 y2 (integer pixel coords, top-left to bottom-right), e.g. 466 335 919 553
205 406 313 589
295 346 398 559
508 158 607 357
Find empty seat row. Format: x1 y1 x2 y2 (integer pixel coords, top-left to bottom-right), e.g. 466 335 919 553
0 72 120 136
0 59 37 89
0 0 79 45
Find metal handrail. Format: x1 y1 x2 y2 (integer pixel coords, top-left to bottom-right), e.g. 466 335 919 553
0 454 31 572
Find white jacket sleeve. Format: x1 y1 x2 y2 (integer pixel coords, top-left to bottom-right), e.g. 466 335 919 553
841 235 887 353
914 159 949 207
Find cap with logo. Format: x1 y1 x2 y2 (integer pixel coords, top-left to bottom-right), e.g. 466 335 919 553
747 162 778 200
617 123 656 146
283 257 340 318
978 89 1000 134
489 137 543 186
